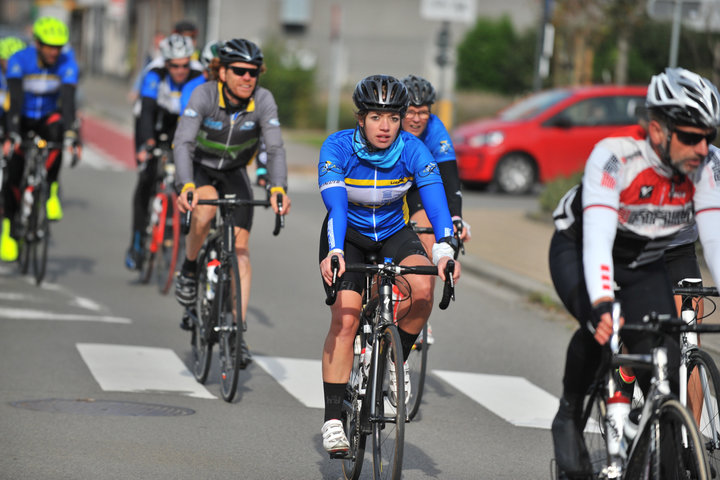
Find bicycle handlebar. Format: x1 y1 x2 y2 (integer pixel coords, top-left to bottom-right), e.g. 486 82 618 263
620 311 720 334
673 286 719 297
180 191 284 237
409 220 465 259
324 256 455 309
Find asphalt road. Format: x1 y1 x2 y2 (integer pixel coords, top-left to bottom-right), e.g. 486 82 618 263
0 146 576 479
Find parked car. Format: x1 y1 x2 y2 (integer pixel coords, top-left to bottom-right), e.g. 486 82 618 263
452 85 648 194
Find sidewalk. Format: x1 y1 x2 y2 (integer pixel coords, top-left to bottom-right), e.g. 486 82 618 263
78 74 720 354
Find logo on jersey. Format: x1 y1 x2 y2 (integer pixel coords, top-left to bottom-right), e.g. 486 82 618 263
319 160 343 177
418 161 439 178
202 118 223 130
439 140 451 154
601 155 621 189
268 118 281 126
639 185 654 199
240 121 256 130
183 108 198 118
712 157 720 183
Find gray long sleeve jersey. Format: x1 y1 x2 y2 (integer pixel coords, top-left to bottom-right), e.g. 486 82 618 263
173 80 288 191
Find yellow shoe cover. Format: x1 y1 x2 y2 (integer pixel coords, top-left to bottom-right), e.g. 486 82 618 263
46 182 63 221
0 219 18 262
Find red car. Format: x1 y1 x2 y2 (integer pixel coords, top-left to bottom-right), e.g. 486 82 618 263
453 85 648 194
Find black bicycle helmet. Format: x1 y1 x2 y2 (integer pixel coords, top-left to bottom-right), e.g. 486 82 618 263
353 75 409 115
219 38 263 66
402 75 436 106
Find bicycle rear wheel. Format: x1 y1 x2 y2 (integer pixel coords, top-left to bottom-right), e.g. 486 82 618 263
406 325 428 421
191 248 213 383
31 182 50 285
688 348 720 476
342 336 367 480
372 324 405 480
626 398 709 480
218 254 243 402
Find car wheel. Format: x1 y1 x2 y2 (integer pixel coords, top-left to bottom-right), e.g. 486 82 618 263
494 154 536 194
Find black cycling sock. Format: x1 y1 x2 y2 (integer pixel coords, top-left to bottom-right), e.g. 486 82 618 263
181 258 197 277
398 327 419 362
324 382 346 422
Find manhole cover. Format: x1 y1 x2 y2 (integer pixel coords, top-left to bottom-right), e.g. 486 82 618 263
10 398 195 417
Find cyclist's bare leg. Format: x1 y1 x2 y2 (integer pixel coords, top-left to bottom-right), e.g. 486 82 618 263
233 226 251 324
396 253 436 335
409 209 433 258
184 185 218 261
322 290 362 383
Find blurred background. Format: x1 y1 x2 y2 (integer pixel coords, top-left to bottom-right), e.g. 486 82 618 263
3 0 720 132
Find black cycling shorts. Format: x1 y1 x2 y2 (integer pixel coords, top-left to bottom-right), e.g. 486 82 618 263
194 163 254 231
319 216 428 295
664 242 702 287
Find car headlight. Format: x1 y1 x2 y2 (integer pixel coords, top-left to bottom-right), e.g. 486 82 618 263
468 131 505 148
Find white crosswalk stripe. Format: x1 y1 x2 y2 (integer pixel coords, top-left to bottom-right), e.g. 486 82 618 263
254 355 324 408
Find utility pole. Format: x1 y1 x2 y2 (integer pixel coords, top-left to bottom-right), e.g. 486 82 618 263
325 4 342 134
533 0 554 91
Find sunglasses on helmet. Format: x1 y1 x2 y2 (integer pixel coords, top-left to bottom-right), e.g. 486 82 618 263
673 128 717 146
228 66 259 78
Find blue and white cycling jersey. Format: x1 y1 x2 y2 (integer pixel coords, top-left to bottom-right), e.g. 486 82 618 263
179 74 206 113
419 114 455 164
319 129 453 250
6 45 79 120
140 69 189 116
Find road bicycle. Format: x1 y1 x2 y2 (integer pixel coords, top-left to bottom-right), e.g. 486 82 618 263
326 255 456 480
404 219 465 420
566 304 719 480
181 190 283 402
138 133 182 294
15 132 69 285
673 281 720 477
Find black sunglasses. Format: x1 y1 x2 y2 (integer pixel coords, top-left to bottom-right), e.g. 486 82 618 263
673 128 717 146
228 66 259 78
168 62 190 70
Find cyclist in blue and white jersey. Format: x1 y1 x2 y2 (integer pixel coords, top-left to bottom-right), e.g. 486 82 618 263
125 33 203 270
549 68 720 479
401 75 470 252
318 75 462 453
0 37 26 135
1 18 80 262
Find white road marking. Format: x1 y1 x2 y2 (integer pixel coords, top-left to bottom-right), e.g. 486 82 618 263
0 307 131 324
77 343 216 399
70 297 103 311
433 370 559 429
254 355 324 408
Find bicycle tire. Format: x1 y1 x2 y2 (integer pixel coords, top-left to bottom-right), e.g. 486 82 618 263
578 382 608 478
17 185 31 275
406 324 428 421
139 192 160 284
372 324 405 480
342 334 367 480
31 182 49 285
688 348 720 476
156 192 181 295
218 253 243 402
626 398 709 480
191 247 214 383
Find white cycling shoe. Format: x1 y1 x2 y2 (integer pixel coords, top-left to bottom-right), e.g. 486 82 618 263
389 361 410 407
322 419 349 453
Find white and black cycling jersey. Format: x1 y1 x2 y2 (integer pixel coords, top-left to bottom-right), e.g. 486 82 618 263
553 136 720 303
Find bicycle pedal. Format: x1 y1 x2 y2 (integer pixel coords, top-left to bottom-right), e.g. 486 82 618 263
329 450 350 460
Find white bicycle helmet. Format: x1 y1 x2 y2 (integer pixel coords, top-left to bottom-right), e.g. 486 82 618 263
646 67 720 128
159 33 195 60
200 40 221 69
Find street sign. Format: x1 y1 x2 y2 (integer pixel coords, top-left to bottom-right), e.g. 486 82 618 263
420 0 476 23
647 0 703 20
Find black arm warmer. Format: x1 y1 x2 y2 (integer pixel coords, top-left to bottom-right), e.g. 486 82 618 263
7 78 22 136
437 160 462 218
137 96 158 148
60 84 77 133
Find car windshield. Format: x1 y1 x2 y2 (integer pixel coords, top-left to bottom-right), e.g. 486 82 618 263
499 90 572 121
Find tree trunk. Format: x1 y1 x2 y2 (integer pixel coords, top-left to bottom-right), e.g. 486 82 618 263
615 31 629 85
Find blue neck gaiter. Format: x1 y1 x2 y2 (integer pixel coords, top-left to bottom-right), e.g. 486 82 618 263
353 128 404 169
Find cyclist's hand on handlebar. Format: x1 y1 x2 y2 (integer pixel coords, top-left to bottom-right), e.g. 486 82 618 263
177 188 196 214
320 252 345 286
270 191 291 215
436 256 460 283
592 299 624 345
453 217 471 242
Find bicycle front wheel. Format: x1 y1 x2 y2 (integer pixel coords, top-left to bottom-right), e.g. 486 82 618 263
31 182 50 285
406 324 428 421
217 254 243 402
579 383 608 477
688 348 720 475
626 398 709 480
191 248 213 383
372 324 405 480
155 192 181 295
342 336 367 480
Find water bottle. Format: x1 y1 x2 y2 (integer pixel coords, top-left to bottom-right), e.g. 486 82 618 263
205 257 220 300
361 324 373 377
606 391 630 458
